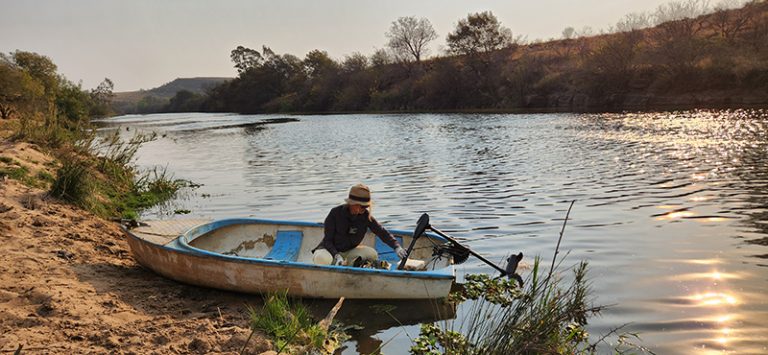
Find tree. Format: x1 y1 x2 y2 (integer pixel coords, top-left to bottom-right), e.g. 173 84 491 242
56 79 90 126
386 16 438 63
341 52 369 73
10 51 60 124
166 90 202 112
651 0 711 76
706 0 753 42
446 11 514 56
562 27 576 40
370 48 393 67
615 12 651 33
0 61 44 119
303 50 339 78
89 78 114 117
11 51 59 95
230 46 263 75
301 50 341 111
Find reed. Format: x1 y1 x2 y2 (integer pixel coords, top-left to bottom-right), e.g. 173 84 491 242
412 258 603 354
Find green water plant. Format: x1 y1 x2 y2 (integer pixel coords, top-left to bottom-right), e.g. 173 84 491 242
411 258 601 355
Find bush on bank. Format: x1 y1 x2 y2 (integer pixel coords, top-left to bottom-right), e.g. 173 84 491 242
0 50 186 219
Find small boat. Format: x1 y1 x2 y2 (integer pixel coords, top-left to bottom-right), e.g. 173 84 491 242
122 218 456 299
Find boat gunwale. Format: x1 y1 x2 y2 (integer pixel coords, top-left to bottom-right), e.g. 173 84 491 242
123 218 455 280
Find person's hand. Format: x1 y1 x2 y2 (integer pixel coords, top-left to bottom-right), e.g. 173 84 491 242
396 246 407 259
333 254 345 266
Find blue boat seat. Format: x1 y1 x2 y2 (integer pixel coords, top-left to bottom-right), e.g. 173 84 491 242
264 230 303 262
375 235 403 265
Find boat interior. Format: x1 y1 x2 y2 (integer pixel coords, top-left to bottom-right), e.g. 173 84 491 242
182 219 453 272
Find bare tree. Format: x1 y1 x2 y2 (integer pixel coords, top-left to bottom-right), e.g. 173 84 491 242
562 27 576 39
616 12 652 33
742 2 768 53
650 0 712 74
706 0 753 42
653 0 712 25
386 16 438 63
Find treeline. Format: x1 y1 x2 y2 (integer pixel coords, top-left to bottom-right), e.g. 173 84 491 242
181 0 767 114
0 51 113 126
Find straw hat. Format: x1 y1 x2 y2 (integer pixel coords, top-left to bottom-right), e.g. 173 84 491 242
345 183 371 207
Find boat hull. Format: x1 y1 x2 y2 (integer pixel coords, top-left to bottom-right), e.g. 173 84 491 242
123 219 455 299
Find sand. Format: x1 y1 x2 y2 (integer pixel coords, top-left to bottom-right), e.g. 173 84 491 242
0 142 273 354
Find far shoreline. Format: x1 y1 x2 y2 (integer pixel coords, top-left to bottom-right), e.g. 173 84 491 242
110 102 768 118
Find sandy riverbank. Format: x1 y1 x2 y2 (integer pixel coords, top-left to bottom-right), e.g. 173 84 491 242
0 142 273 354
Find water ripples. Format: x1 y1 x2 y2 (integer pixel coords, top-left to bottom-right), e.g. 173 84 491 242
99 110 768 354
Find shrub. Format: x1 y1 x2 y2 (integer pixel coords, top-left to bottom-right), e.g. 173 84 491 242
412 259 603 355
49 155 91 206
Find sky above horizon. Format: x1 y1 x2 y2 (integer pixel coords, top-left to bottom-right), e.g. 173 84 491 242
1 0 674 92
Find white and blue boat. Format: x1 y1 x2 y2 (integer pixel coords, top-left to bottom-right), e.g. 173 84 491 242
122 218 456 299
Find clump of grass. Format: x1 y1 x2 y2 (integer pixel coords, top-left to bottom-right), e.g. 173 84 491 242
0 156 16 164
49 155 92 207
0 165 29 181
114 168 188 219
0 154 56 188
36 170 54 184
246 291 345 354
0 164 51 189
40 130 190 219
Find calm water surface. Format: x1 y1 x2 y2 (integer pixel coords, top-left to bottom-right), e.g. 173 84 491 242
98 111 768 354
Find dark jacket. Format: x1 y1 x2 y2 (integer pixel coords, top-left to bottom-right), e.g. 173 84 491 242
315 204 400 256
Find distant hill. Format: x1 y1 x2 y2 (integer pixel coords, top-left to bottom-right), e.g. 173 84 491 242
112 77 231 114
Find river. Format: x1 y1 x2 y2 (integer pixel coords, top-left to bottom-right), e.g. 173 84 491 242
97 111 768 354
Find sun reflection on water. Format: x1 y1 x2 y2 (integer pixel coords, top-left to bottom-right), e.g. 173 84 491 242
689 292 738 306
680 265 743 352
656 211 696 220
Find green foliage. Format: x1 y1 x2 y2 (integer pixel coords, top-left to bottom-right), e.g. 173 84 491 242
135 95 167 114
411 259 605 355
11 50 59 98
0 60 45 120
0 159 56 188
165 90 203 112
0 165 29 181
446 11 515 56
56 80 91 125
231 45 263 75
84 131 187 219
36 170 54 184
248 291 345 354
449 273 523 307
1 50 178 219
89 78 114 117
50 155 92 206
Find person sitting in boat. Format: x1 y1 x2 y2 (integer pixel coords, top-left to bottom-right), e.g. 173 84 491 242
312 183 408 266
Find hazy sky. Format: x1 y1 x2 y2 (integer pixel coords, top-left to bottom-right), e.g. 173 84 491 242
1 0 673 92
